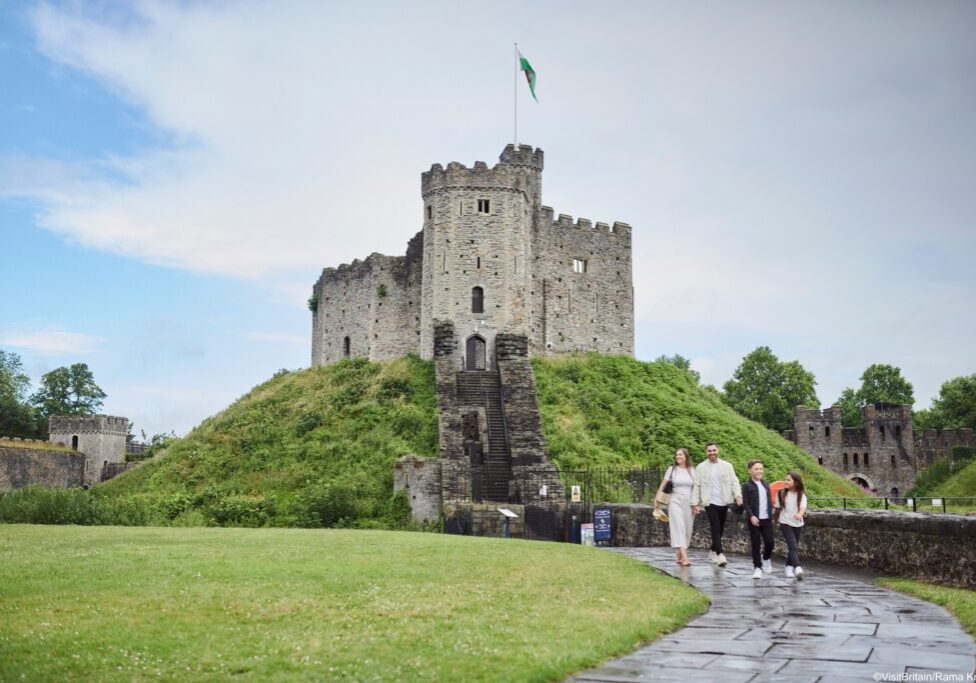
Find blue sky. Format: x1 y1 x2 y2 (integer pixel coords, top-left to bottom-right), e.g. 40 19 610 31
1 1 974 437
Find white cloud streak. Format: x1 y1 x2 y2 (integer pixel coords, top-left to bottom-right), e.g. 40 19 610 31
0 328 107 355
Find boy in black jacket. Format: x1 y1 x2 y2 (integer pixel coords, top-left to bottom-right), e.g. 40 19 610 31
742 459 775 579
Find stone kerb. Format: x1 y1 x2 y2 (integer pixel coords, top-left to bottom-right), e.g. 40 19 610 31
607 504 976 588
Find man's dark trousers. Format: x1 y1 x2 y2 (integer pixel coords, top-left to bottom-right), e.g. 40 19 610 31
749 518 774 568
705 504 729 554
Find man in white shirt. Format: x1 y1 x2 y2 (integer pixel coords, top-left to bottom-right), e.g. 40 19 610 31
691 442 743 567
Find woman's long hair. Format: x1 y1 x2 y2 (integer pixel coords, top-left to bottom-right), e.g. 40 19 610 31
673 448 695 472
778 471 805 507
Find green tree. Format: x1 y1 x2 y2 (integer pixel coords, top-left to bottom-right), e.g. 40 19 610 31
857 364 914 406
31 363 106 417
722 346 819 432
924 374 976 430
0 350 31 402
0 350 43 439
654 354 700 383
836 364 915 427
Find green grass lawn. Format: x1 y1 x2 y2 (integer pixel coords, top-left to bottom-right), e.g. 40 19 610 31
0 526 706 682
876 578 976 637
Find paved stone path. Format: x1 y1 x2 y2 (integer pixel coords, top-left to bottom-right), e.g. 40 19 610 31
569 547 975 682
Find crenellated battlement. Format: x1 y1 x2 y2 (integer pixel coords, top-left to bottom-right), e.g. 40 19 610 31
795 405 844 422
421 145 543 197
48 414 128 436
538 206 630 235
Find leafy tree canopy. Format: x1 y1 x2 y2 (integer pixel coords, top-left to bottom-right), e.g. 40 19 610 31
0 350 44 439
917 374 976 430
654 354 700 383
0 350 31 402
31 363 106 417
836 363 915 427
722 346 819 433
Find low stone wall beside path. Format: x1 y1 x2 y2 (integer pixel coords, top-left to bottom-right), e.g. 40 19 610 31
607 504 976 589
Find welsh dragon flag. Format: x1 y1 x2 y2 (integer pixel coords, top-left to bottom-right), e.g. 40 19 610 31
518 50 538 102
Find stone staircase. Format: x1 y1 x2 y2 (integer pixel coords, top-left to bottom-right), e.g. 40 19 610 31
456 371 513 502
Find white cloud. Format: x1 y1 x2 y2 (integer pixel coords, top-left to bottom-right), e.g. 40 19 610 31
244 331 307 346
0 328 107 355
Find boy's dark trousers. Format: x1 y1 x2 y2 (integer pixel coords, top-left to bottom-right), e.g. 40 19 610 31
748 518 774 568
704 504 729 554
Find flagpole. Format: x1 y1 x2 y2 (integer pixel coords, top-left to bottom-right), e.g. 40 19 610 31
514 42 518 146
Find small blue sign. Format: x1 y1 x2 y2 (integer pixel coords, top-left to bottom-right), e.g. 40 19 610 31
593 507 612 544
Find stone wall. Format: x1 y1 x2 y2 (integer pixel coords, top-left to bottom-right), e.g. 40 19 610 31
48 415 128 486
310 243 422 366
606 504 976 588
496 333 564 504
393 455 442 523
0 446 85 491
530 207 634 356
915 428 976 468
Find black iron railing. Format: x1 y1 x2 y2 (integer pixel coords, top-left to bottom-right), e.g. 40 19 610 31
808 496 976 513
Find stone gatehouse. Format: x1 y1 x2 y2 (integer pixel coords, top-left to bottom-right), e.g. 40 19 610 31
312 144 635 513
785 403 974 495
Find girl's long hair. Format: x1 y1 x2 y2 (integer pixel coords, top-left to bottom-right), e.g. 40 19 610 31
778 471 805 507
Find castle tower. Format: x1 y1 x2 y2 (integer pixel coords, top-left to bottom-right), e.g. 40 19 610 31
419 144 544 369
48 414 128 486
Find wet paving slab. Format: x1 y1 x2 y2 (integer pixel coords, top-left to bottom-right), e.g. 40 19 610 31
567 547 976 682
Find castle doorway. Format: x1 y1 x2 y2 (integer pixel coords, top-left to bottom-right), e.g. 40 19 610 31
466 335 486 371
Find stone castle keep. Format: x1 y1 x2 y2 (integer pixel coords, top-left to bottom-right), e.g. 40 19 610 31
311 144 634 519
310 144 634 368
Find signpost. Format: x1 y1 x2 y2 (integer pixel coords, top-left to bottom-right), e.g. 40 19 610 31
593 507 611 546
497 507 518 539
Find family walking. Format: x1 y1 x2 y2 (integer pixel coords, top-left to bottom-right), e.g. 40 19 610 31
653 442 808 578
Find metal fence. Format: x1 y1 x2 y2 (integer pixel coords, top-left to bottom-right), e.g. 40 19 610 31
809 496 976 514
557 466 662 505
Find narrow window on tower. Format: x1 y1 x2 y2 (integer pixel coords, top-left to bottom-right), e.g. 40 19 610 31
476 256 481 269
426 205 432 220
573 258 588 273
477 199 490 214
472 287 484 314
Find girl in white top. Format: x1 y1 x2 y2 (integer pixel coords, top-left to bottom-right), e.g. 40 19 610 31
654 448 696 566
774 471 808 579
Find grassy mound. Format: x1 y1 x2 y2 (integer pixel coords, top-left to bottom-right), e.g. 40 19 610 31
0 353 863 527
533 354 864 499
98 355 435 527
0 525 707 682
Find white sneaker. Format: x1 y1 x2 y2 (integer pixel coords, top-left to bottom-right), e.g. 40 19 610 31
716 553 727 567
752 567 763 579
762 559 772 573
794 567 804 580
709 551 718 564
785 566 795 578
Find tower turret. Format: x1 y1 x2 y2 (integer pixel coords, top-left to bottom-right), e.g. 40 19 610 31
419 145 544 368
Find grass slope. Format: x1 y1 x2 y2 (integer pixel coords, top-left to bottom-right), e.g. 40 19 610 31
1 353 863 527
98 355 438 527
0 525 707 682
924 457 976 497
533 355 864 499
